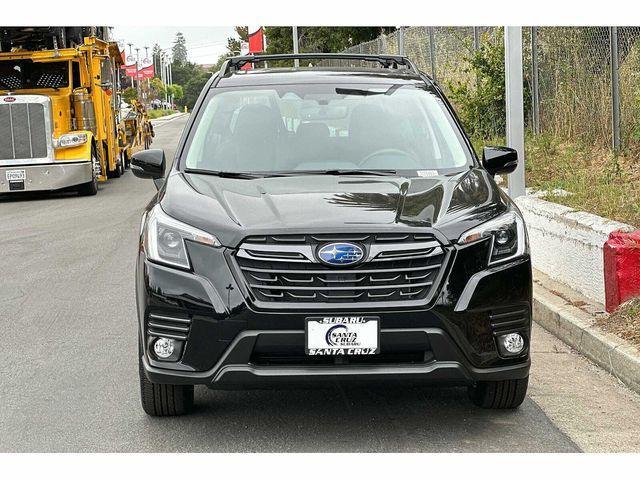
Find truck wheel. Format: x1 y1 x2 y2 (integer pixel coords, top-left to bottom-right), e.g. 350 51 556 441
77 154 99 196
468 376 528 409
111 157 122 178
139 346 194 416
123 153 130 169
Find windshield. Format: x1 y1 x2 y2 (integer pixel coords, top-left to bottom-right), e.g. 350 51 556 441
0 60 70 90
183 83 472 174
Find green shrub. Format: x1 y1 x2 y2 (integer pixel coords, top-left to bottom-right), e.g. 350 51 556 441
447 37 506 140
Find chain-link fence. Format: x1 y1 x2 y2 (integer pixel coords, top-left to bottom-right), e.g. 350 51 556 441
341 26 640 152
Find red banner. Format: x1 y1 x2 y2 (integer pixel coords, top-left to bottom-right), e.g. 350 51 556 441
140 65 155 79
124 64 137 77
248 26 265 53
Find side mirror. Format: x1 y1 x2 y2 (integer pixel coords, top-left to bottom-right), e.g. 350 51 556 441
482 146 518 176
131 149 166 188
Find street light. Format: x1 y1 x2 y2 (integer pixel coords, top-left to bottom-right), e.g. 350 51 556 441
127 43 134 89
161 53 168 107
144 46 150 105
135 47 141 101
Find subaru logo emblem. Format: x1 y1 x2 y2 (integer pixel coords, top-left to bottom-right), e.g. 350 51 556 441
317 242 365 266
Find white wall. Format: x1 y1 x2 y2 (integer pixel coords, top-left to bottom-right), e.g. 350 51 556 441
514 196 633 305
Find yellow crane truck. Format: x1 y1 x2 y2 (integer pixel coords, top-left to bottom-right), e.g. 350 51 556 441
0 34 125 195
119 99 154 168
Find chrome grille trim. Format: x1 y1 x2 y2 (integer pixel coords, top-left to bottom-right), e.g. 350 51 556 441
234 233 448 305
248 281 434 291
146 313 192 341
0 95 53 166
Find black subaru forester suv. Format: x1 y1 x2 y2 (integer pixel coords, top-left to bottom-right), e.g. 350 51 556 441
132 54 531 416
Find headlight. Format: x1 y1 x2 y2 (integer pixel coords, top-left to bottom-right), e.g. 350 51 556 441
143 205 221 269
458 211 527 265
54 133 88 149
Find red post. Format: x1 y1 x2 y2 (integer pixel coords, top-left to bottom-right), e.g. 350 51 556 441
603 230 640 312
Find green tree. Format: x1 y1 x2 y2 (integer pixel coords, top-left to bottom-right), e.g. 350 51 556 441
167 83 184 101
149 77 165 100
264 27 393 54
122 87 137 104
172 32 188 66
227 26 248 55
180 69 211 109
447 34 507 140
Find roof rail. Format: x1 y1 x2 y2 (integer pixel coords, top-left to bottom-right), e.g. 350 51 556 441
221 53 420 75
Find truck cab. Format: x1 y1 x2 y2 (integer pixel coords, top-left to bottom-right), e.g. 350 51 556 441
0 36 124 195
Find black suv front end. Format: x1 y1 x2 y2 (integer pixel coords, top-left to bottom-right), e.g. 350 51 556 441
133 54 532 416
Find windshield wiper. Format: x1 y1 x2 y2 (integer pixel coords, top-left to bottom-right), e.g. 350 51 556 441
311 169 398 176
184 168 398 178
184 168 280 179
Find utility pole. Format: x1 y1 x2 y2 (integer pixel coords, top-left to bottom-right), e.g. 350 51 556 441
610 26 621 152
398 26 405 56
292 26 299 68
505 26 526 198
531 27 540 134
429 27 436 82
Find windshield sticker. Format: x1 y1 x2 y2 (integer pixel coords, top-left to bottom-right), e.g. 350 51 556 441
417 170 438 177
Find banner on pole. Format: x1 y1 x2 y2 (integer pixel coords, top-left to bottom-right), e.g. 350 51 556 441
248 26 265 53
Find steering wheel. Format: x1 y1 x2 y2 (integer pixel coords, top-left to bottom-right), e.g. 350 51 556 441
360 148 418 168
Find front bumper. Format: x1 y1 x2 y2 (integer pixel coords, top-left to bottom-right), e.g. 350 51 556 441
142 328 530 388
0 161 92 193
137 239 533 388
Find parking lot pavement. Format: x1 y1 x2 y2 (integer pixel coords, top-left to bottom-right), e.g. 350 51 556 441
0 114 638 452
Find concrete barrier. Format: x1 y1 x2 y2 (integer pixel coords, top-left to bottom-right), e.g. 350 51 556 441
514 195 634 307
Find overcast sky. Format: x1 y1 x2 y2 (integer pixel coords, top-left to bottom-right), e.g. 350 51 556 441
110 26 237 65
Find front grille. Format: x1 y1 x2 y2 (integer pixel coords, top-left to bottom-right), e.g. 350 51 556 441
146 313 191 341
0 101 48 160
234 233 447 305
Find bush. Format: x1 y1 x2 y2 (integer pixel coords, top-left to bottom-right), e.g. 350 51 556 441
122 87 138 105
447 38 506 140
148 109 177 119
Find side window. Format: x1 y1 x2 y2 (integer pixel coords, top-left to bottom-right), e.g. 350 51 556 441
71 61 81 88
100 59 113 85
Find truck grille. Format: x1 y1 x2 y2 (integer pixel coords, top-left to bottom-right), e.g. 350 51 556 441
0 100 49 161
234 233 448 306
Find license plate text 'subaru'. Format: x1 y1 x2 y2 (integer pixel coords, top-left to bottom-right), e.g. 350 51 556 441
305 316 380 355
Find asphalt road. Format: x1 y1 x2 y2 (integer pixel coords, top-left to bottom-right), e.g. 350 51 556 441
1 114 639 452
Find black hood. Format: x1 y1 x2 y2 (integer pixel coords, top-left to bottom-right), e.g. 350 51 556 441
159 168 509 247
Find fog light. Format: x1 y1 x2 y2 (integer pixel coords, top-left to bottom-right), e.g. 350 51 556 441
502 333 525 354
153 337 175 359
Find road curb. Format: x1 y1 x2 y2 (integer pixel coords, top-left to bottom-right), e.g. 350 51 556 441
533 275 640 395
151 112 188 126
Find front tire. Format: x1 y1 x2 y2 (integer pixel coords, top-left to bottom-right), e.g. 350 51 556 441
77 152 99 196
468 376 529 409
139 348 194 416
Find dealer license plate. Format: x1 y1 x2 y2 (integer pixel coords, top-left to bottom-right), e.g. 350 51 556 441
305 316 380 355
